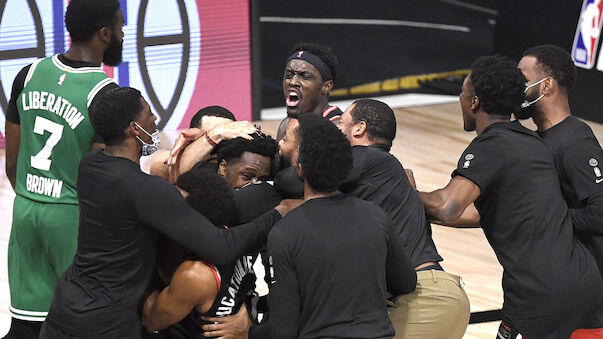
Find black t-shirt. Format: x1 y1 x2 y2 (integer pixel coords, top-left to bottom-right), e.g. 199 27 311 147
6 54 116 142
273 166 304 199
537 116 603 275
249 193 416 339
453 121 601 321
229 181 282 226
45 149 281 338
341 145 442 267
275 146 442 268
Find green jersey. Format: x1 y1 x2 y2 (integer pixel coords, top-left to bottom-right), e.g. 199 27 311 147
15 55 114 204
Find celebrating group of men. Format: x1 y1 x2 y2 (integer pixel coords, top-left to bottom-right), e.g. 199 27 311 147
3 0 603 338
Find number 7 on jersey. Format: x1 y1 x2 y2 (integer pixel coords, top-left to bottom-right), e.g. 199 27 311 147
30 116 64 171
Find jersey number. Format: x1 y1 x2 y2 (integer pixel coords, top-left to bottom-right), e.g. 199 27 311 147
30 116 63 171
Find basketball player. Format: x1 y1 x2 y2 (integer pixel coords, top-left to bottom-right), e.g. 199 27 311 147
338 99 470 338
276 42 343 141
39 87 293 338
153 133 281 286
517 44 603 278
143 164 281 338
146 133 281 339
204 114 415 338
420 55 602 338
3 1 123 336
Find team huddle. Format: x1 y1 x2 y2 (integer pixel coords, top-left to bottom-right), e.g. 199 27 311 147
4 1 603 339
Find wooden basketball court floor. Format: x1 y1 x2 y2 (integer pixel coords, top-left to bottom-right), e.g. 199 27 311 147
1 101 601 337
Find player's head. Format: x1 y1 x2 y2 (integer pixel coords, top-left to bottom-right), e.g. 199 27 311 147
65 0 124 66
216 132 278 189
516 45 576 119
189 106 236 129
278 113 325 168
91 87 157 150
283 42 339 117
339 99 396 151
279 119 300 169
177 168 233 227
460 55 525 131
297 114 352 193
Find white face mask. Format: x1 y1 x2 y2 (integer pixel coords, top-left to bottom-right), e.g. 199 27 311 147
521 77 550 108
134 122 160 156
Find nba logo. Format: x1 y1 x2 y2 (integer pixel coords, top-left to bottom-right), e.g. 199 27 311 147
572 0 603 69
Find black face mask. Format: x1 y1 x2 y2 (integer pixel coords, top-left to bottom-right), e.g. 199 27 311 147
516 77 549 120
103 31 123 66
515 90 540 120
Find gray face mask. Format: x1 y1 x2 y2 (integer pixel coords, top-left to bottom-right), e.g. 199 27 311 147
134 122 160 156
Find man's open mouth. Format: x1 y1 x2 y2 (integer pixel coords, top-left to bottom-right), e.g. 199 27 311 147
286 90 301 107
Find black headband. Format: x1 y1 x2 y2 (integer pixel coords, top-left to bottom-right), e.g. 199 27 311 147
287 50 333 81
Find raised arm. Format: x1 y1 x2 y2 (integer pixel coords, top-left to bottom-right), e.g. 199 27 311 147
167 121 256 172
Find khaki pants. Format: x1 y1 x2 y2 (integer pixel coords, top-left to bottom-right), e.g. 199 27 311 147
388 270 470 339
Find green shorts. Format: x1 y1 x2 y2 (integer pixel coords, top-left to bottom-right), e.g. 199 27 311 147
8 195 79 321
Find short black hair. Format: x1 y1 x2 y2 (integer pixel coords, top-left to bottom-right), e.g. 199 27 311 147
288 42 339 82
177 168 233 227
291 112 325 140
350 99 396 150
469 55 526 118
90 87 142 145
216 132 278 168
65 0 120 43
189 106 236 129
297 114 352 193
523 44 577 94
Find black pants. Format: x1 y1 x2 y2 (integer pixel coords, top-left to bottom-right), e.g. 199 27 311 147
3 318 42 339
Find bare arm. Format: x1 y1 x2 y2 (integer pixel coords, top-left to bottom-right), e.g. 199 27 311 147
176 130 220 175
431 203 481 228
168 121 256 174
404 168 416 189
5 121 20 190
150 150 181 184
276 117 291 142
142 261 218 332
419 175 481 225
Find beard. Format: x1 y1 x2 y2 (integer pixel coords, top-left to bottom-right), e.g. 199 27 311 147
279 154 292 170
103 32 123 66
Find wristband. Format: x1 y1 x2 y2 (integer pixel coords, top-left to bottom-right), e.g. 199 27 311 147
205 133 218 147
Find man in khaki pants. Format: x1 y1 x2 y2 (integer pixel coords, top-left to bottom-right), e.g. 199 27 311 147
338 99 470 338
